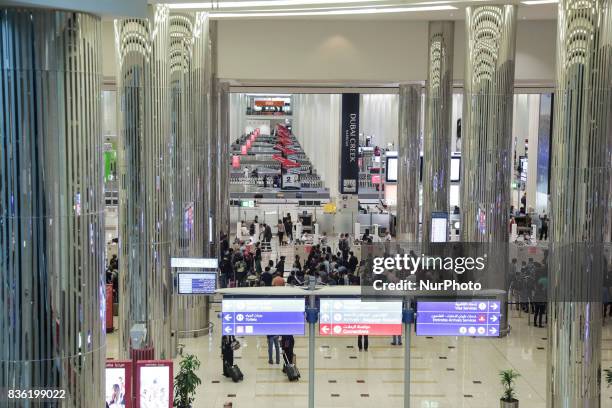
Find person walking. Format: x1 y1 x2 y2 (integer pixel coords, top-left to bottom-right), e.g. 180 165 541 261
539 212 549 241
221 335 236 377
267 335 281 364
277 219 285 246
281 335 295 371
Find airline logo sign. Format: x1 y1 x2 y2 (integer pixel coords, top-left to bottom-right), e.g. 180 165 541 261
319 299 402 336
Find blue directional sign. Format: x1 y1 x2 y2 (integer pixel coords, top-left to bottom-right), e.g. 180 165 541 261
416 300 502 337
222 298 305 336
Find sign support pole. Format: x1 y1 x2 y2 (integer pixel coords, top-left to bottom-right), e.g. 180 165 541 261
403 307 415 408
306 294 318 408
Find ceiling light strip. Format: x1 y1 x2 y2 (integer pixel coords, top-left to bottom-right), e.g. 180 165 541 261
168 0 391 10
209 5 456 17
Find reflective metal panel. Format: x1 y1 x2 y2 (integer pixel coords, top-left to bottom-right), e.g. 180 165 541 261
547 0 612 406
115 5 174 359
461 5 517 242
170 11 210 338
422 21 454 243
396 84 422 241
0 9 105 407
218 81 231 241
208 21 219 256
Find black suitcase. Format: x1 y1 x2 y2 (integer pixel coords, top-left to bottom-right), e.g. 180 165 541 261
227 363 244 382
283 352 300 381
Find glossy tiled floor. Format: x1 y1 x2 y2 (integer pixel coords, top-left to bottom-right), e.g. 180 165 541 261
107 307 612 408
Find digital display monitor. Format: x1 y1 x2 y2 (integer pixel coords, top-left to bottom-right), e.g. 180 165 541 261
385 156 398 182
450 184 460 207
177 272 217 295
106 360 132 408
416 300 501 337
136 361 173 408
319 299 402 336
430 212 448 243
222 298 305 336
450 156 461 182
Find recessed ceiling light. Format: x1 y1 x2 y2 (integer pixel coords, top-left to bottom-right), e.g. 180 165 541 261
521 0 557 5
210 5 456 17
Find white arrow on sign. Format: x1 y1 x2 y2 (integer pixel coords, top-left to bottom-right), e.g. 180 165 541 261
321 326 330 334
490 315 498 323
490 303 499 310
224 314 232 321
224 326 232 333
321 314 330 322
489 327 497 335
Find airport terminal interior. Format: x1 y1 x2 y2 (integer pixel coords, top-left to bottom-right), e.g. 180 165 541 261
2 0 612 407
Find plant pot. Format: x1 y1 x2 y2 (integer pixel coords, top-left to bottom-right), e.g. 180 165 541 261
500 399 518 408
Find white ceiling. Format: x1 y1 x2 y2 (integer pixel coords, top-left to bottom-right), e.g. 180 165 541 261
156 0 557 20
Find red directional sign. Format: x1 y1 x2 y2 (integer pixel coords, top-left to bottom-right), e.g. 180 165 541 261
319 299 403 336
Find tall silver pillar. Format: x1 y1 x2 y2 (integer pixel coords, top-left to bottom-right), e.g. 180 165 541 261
208 21 219 256
547 1 612 406
461 5 517 242
422 21 454 243
396 84 422 241
0 9 105 406
217 81 231 241
116 5 174 359
170 12 211 338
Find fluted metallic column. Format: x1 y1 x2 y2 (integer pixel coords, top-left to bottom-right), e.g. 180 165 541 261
0 9 105 407
217 81 231 241
547 1 612 406
396 84 422 241
115 5 174 359
422 21 454 243
170 12 210 338
461 5 517 242
208 21 219 256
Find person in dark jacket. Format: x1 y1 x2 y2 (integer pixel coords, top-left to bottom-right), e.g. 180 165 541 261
222 335 236 377
281 335 295 370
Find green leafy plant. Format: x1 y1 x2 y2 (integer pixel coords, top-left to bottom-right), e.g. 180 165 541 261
174 354 202 408
499 369 520 402
605 368 612 387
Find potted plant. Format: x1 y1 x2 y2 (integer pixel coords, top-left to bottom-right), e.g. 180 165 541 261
174 354 202 408
605 368 612 387
499 369 520 408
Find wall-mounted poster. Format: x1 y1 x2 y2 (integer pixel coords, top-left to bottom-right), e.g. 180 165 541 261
135 360 173 408
340 93 360 194
105 360 132 408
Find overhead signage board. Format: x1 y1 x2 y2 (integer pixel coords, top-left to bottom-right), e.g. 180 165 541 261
170 258 218 269
416 300 501 337
177 272 217 295
222 298 305 336
319 299 402 336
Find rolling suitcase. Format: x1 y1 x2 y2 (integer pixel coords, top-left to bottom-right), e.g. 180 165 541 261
283 352 300 381
226 363 244 382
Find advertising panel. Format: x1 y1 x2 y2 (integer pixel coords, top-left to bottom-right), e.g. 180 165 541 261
340 93 359 194
416 300 501 337
222 298 305 336
135 360 173 408
105 360 132 408
319 299 402 336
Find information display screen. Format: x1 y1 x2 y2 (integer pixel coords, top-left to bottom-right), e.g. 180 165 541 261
450 156 461 182
105 360 132 408
319 299 402 336
177 272 217 295
430 212 448 243
135 360 172 408
222 298 305 336
385 156 398 182
416 300 501 337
